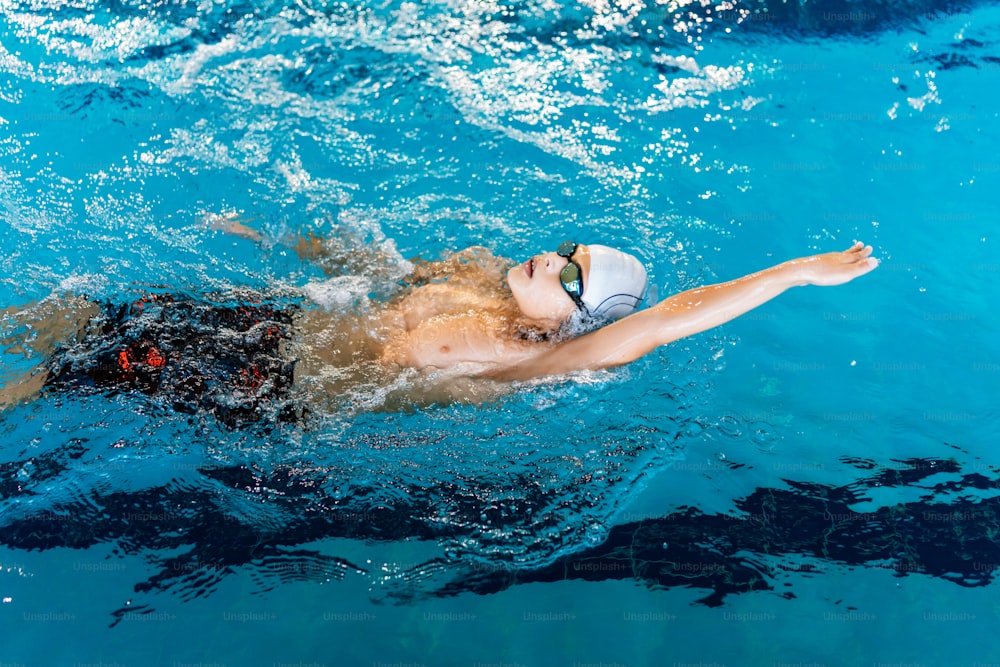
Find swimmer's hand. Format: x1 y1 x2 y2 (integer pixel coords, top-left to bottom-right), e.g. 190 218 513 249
790 241 878 287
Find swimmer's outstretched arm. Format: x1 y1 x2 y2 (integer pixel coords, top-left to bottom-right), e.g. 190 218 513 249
499 242 879 381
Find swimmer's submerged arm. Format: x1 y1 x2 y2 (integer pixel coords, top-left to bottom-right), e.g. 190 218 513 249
496 242 878 381
208 213 347 273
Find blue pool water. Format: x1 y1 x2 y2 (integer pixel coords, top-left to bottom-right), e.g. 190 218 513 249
2 0 999 664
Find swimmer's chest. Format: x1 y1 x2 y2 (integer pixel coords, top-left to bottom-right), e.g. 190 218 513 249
387 312 536 372
385 284 536 371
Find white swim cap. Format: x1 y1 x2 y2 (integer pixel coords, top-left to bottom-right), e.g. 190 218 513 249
581 244 648 321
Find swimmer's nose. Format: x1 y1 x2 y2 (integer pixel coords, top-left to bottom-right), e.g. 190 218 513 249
542 252 564 272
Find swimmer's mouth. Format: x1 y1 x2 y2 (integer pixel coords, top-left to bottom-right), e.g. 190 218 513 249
524 258 535 278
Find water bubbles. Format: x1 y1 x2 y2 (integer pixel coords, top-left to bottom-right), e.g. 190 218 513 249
717 414 741 437
684 420 704 438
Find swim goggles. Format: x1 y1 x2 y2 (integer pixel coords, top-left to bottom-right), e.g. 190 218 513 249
556 240 585 310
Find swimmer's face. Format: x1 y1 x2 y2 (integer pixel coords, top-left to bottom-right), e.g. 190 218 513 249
508 244 591 324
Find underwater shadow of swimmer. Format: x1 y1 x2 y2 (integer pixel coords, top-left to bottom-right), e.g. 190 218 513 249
407 455 1000 606
2 449 999 622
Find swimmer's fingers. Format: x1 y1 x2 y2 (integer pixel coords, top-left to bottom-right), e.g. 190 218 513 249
843 241 873 261
792 241 879 286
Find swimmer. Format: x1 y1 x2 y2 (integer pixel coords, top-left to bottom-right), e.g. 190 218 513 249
381 238 877 381
0 224 878 418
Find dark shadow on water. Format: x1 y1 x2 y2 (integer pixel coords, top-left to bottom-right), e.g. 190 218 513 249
2 441 1000 625
440 456 1000 605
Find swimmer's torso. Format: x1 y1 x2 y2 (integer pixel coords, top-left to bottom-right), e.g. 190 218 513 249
21 249 544 418
290 248 545 407
294 281 536 375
